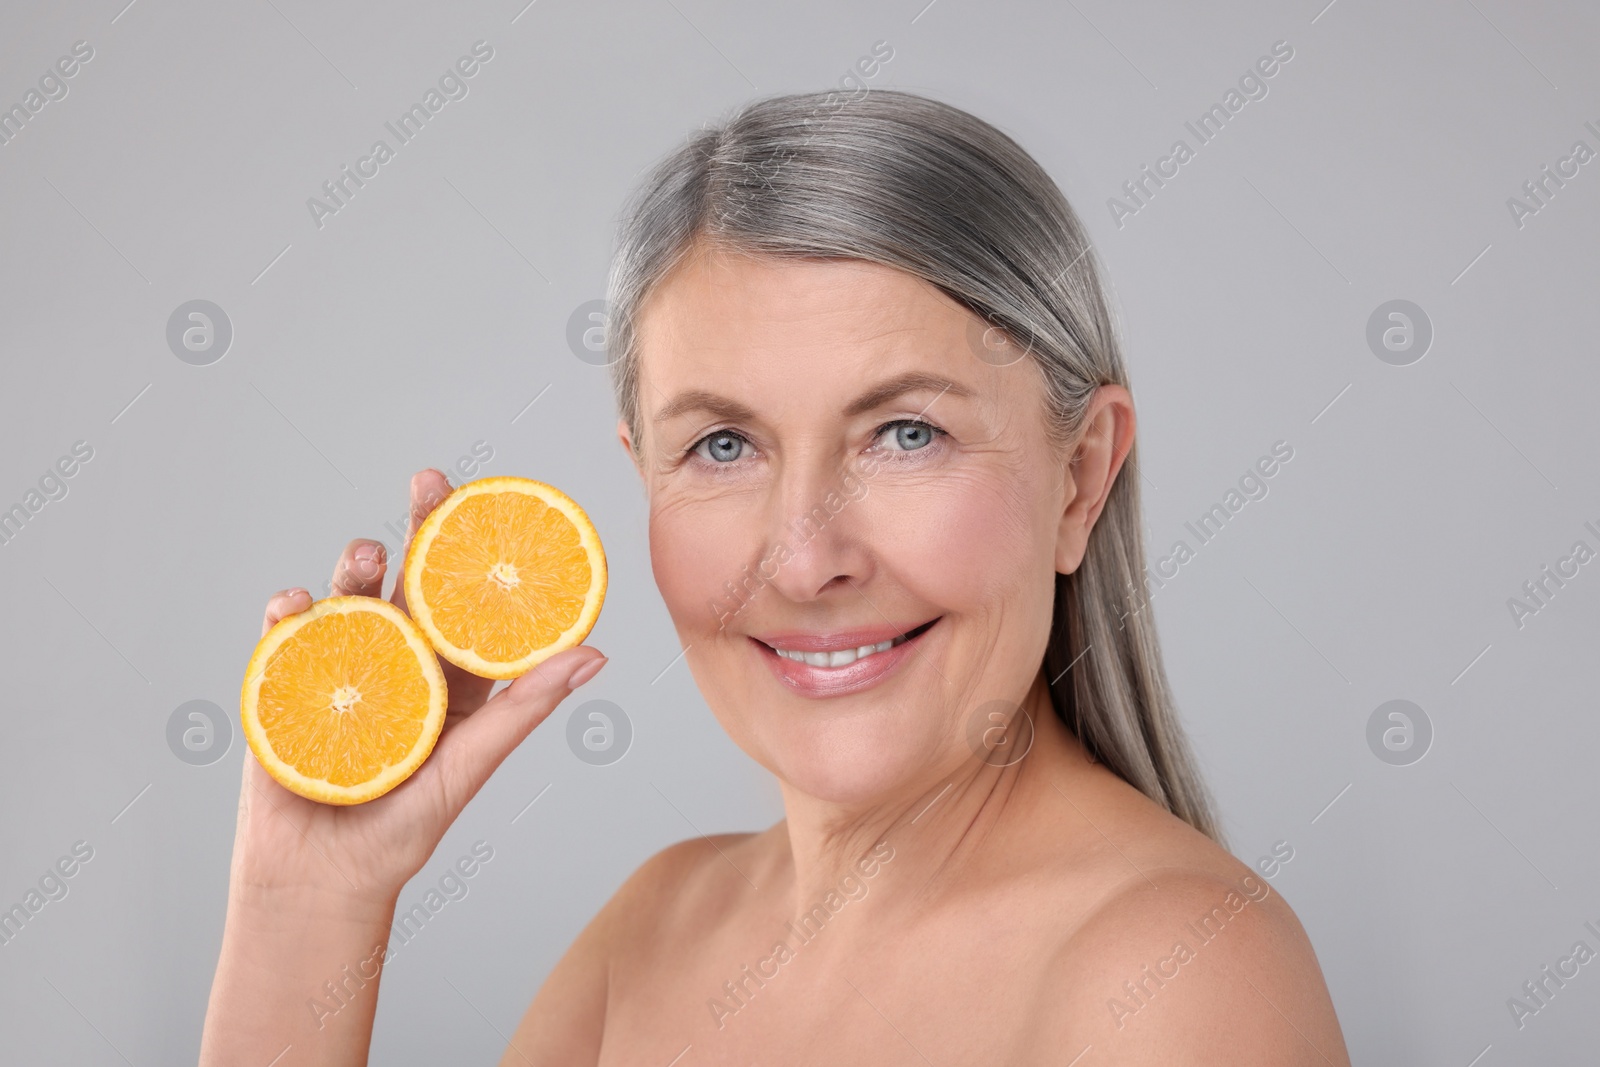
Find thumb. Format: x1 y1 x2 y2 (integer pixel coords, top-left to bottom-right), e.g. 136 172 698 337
427 646 608 816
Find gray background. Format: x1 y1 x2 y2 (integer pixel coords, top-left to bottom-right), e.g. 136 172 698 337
0 0 1596 1062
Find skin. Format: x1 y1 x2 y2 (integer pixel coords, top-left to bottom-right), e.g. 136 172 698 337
201 241 1351 1066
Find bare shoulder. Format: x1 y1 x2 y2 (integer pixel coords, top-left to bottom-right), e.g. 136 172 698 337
499 829 768 1066
1032 785 1349 1065
554 825 777 971
603 828 773 933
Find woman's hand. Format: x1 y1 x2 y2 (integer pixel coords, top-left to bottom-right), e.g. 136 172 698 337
201 469 605 1066
230 468 608 908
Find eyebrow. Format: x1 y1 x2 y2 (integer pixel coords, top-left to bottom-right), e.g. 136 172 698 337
652 371 974 425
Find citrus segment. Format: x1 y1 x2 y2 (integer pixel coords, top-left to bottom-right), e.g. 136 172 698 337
241 596 448 805
403 476 607 679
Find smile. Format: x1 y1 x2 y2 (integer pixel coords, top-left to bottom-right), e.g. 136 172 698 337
759 618 938 666
767 627 919 668
750 618 940 697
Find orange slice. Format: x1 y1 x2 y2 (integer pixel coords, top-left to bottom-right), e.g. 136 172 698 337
240 597 448 805
402 476 607 680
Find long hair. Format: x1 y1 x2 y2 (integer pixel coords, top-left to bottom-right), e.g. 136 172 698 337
602 87 1223 843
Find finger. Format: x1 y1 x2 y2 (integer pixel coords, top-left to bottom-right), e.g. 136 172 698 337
390 468 455 615
331 538 388 598
386 469 497 709
261 588 312 637
423 647 607 817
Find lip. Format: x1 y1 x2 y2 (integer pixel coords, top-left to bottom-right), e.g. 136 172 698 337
749 617 940 698
748 619 935 653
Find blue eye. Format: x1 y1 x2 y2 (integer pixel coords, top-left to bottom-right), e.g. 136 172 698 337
688 421 942 464
878 420 941 452
693 431 749 463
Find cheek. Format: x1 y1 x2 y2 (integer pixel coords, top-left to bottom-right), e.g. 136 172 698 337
870 466 1048 606
647 488 759 631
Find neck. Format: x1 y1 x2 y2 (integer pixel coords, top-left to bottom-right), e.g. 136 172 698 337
773 669 1094 914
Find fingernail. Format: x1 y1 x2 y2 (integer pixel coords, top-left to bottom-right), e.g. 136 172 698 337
354 542 383 564
564 654 607 690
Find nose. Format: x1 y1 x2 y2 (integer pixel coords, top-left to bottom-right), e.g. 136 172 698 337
759 458 875 605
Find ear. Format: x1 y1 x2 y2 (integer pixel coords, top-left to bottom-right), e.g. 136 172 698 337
1054 384 1135 574
616 417 645 482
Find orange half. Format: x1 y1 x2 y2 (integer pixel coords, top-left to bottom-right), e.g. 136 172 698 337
240 596 448 805
403 476 607 680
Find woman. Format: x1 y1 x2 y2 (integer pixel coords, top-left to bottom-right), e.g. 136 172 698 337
202 89 1350 1065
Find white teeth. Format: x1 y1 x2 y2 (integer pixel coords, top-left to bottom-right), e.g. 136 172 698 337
774 635 905 668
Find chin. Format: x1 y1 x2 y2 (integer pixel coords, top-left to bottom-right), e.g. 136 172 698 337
740 702 953 807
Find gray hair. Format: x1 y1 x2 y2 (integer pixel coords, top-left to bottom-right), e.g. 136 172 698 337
603 88 1223 843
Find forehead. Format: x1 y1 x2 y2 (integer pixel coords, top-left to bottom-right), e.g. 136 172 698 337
627 241 1054 455
634 243 973 376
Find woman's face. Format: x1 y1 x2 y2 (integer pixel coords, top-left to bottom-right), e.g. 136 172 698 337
624 242 1101 807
